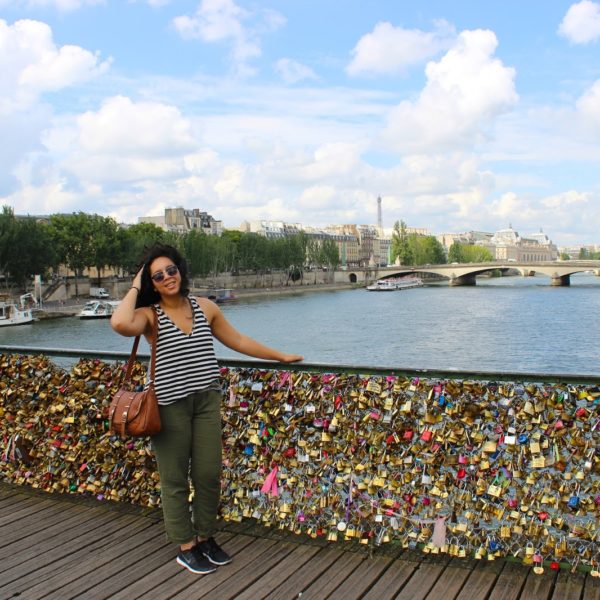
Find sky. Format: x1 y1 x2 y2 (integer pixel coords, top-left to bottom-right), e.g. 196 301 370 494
1 1 600 247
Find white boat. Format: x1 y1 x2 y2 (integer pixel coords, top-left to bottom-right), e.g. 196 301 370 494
366 277 423 291
206 288 237 303
366 280 398 291
0 297 34 326
394 277 423 290
78 301 114 319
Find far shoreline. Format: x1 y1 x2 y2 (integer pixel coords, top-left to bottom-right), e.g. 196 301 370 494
195 281 362 300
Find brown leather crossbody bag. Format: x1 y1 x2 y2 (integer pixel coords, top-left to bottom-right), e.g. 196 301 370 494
109 309 161 439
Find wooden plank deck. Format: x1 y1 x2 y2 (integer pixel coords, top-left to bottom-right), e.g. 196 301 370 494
1 483 599 600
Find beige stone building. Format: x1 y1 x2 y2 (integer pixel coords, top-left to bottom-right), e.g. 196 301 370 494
139 208 223 235
480 227 558 261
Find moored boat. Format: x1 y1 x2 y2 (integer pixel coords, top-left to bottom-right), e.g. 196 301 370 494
78 301 114 319
207 288 237 303
0 297 34 326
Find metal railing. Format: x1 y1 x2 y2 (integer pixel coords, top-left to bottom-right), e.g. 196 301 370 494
2 344 600 384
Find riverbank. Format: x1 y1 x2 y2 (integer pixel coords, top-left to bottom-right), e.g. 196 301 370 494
35 281 362 318
212 281 361 300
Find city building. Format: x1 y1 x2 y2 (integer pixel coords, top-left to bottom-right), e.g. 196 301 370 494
436 231 493 251
558 244 600 259
239 220 303 238
437 227 558 262
325 224 390 267
478 226 558 261
139 208 223 235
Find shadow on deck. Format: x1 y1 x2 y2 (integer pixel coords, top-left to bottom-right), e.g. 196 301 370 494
0 483 598 600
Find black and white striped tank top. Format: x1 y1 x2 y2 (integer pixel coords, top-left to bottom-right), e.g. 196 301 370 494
152 296 220 405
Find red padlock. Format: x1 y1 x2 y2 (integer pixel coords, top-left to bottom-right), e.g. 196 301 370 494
420 430 433 442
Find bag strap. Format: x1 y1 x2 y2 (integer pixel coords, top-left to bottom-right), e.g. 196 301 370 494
123 307 158 383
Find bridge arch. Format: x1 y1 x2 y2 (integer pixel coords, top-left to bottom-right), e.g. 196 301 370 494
369 261 600 287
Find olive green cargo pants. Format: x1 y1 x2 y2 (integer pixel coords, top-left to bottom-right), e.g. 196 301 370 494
151 389 222 544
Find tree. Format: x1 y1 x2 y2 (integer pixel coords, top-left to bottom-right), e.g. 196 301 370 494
48 213 96 297
321 238 340 271
559 252 571 261
460 244 494 262
391 220 414 265
447 242 493 263
88 215 120 284
117 223 167 274
9 217 56 287
411 235 446 265
0 206 17 289
579 247 590 259
183 229 212 278
0 208 56 289
448 242 463 263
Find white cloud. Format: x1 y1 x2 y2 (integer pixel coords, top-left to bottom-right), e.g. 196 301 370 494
541 190 591 209
39 96 198 183
174 0 247 43
576 78 600 127
274 58 317 84
491 191 532 220
0 19 110 115
381 29 518 153
347 20 455 76
172 0 285 76
76 95 196 156
558 1 600 44
0 0 104 10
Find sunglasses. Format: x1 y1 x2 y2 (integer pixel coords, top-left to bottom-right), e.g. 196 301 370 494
151 264 179 283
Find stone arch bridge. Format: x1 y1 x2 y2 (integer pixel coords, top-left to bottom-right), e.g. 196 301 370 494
339 261 600 287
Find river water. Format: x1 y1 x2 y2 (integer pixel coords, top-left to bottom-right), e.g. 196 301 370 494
2 274 600 376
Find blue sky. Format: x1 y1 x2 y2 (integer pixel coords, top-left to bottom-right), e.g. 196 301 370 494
1 0 600 246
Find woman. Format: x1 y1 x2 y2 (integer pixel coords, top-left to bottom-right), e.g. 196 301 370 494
111 243 303 575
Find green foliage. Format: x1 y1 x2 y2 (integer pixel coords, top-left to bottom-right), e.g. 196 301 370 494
0 206 17 282
390 220 414 265
88 215 120 282
578 247 600 259
321 238 340 269
559 252 571 261
447 242 494 263
391 220 445 266
117 223 168 274
48 213 94 277
409 234 447 265
448 242 463 263
0 207 56 287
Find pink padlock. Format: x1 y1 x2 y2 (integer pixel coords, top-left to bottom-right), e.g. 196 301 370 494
458 454 468 464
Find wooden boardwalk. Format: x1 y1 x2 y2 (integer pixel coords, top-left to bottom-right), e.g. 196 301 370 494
1 483 598 600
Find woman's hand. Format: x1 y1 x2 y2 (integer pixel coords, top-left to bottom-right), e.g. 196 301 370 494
278 353 304 363
132 265 144 289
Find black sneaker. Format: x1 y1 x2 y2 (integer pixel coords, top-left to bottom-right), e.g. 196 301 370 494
196 537 232 565
176 548 217 574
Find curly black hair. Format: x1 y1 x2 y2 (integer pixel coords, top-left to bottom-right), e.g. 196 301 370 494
136 243 190 307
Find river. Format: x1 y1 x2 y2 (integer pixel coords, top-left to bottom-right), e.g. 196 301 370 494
2 273 600 375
